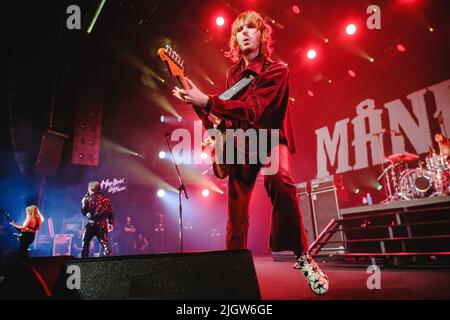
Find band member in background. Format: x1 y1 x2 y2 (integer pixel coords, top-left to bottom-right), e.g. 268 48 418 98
81 181 114 258
123 216 137 255
434 133 450 157
9 205 44 258
173 11 328 294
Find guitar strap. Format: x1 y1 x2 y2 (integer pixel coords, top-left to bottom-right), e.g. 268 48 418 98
219 59 270 101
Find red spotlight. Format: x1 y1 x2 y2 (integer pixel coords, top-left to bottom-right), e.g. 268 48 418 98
346 24 357 35
396 44 406 52
306 49 317 59
307 90 314 97
202 189 210 197
216 16 225 26
348 70 356 77
292 5 300 14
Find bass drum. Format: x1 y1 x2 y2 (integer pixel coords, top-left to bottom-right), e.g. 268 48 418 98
399 169 436 200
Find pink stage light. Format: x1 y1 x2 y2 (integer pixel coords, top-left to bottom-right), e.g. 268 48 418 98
292 5 300 14
348 70 356 77
346 24 357 35
201 152 208 160
157 189 166 198
202 189 210 197
307 49 317 59
216 16 225 26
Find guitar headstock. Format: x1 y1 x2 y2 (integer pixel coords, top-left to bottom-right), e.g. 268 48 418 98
1 210 13 223
157 45 185 77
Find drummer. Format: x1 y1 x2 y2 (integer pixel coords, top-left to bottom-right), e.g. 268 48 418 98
434 133 450 157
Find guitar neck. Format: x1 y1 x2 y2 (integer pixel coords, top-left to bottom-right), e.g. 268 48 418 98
2 213 13 223
176 75 189 91
175 75 215 130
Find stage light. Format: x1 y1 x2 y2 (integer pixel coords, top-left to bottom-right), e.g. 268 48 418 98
324 38 329 43
87 0 106 34
396 44 406 52
201 152 208 160
160 115 165 123
159 151 166 159
292 5 300 14
216 16 225 26
307 49 317 59
369 58 375 62
377 185 383 190
354 188 360 194
307 90 314 97
428 27 433 32
177 117 183 123
346 24 357 35
202 189 210 197
348 70 356 77
157 189 166 198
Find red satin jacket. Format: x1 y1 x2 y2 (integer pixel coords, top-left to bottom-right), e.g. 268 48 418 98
206 54 296 153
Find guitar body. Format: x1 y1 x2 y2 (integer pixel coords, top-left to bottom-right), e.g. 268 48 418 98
158 45 229 179
213 163 231 179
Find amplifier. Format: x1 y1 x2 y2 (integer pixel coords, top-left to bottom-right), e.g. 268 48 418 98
295 182 316 245
310 175 345 252
311 175 343 192
295 181 308 194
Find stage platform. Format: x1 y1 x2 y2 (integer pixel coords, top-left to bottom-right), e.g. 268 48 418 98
254 256 450 300
340 196 450 215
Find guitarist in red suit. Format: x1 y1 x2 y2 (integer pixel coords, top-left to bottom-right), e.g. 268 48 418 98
80 181 114 258
173 11 328 295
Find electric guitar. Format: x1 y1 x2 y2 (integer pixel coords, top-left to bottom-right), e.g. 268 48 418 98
158 45 230 179
1 210 22 239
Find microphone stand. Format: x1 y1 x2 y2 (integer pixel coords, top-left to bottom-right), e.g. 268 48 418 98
165 132 188 253
373 130 403 203
373 131 389 202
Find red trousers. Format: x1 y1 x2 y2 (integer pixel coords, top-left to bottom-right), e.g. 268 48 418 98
226 144 309 253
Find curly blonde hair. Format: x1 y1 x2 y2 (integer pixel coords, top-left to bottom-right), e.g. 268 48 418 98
225 11 273 63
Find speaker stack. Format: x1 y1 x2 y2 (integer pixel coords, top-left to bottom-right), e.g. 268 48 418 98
0 250 261 300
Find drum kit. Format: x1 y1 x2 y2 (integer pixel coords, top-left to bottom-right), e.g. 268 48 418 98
378 151 450 203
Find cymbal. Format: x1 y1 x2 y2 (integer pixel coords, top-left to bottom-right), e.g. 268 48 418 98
384 152 419 163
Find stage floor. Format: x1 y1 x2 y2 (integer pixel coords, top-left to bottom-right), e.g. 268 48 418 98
253 256 450 300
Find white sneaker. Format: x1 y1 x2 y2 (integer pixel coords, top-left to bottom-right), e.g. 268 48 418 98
293 253 329 295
